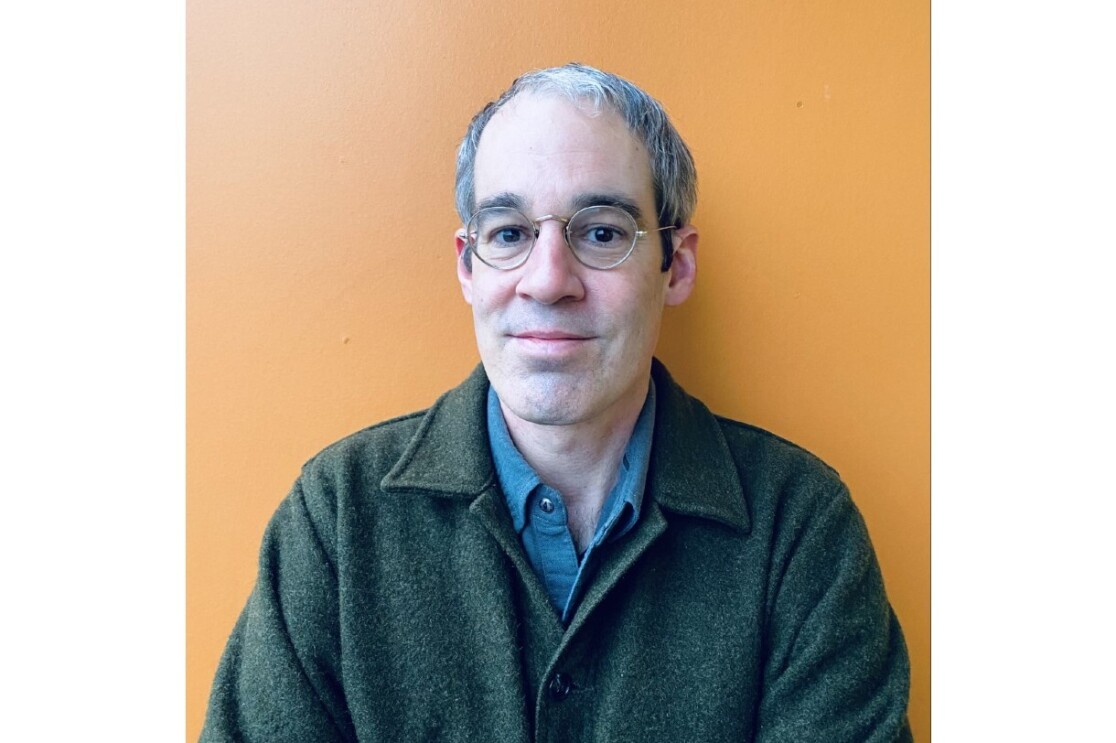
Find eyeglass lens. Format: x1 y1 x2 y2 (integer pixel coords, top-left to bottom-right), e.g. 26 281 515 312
468 206 638 269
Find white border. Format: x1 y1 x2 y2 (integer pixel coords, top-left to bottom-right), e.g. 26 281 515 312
933 0 1115 737
0 2 184 737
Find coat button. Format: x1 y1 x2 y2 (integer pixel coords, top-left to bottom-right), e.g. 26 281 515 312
548 673 572 700
539 497 555 513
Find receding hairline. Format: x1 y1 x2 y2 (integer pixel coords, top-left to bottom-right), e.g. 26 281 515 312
474 89 643 149
473 90 653 165
470 93 657 218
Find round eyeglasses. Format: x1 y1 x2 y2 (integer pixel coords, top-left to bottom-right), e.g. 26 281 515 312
464 205 676 271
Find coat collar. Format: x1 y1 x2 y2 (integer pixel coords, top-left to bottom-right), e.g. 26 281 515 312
380 359 750 533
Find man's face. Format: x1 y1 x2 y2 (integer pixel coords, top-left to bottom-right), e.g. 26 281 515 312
456 93 697 430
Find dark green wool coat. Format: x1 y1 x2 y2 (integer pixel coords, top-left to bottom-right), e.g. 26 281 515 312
201 361 912 742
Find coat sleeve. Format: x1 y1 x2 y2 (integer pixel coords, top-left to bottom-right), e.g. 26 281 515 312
200 479 357 743
755 482 913 742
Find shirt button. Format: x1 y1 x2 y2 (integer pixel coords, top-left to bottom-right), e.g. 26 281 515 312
548 673 572 700
539 497 555 513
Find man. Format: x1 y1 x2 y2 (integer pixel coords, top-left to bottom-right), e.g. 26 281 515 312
202 63 912 742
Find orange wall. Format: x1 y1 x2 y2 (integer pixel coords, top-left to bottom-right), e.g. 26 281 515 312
187 1 929 739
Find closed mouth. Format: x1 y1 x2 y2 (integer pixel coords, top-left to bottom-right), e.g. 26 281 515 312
512 331 593 341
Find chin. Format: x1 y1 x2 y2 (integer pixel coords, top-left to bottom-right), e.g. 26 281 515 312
489 370 592 427
515 407 583 427
509 386 589 426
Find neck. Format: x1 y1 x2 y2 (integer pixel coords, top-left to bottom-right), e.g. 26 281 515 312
500 380 648 550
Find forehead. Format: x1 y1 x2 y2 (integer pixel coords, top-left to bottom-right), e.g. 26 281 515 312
473 93 654 212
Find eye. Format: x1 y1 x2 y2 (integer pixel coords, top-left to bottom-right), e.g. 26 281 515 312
575 222 630 249
493 226 530 246
587 226 621 244
568 205 637 254
467 207 536 266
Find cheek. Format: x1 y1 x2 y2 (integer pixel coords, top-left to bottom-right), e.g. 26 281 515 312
606 280 666 349
469 280 516 345
469 277 506 317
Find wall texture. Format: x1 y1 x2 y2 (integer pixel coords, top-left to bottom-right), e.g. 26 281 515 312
187 0 929 738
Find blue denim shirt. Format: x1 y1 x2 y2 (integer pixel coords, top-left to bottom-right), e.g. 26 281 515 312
486 381 656 624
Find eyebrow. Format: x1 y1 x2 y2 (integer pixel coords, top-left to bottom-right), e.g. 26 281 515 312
475 191 646 223
475 192 528 212
570 193 645 223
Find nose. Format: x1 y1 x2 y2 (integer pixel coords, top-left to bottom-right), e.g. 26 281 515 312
514 221 585 304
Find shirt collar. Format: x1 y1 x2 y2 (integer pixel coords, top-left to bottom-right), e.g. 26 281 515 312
486 388 541 532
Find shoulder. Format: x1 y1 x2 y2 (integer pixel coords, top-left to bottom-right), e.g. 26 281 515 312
272 410 431 536
712 414 856 534
650 360 855 540
291 364 494 513
301 409 429 486
652 358 844 499
715 415 842 491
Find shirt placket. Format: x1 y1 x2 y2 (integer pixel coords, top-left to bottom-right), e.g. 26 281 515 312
526 484 580 616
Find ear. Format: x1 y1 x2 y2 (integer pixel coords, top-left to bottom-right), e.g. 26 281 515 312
454 230 474 305
664 224 698 306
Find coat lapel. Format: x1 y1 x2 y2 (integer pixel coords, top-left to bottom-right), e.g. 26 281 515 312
380 364 494 499
646 359 751 534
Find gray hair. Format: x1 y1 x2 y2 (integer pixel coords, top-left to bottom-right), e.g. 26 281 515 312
454 63 697 271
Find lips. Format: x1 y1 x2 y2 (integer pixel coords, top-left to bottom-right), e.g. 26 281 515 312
511 330 593 341
507 330 596 358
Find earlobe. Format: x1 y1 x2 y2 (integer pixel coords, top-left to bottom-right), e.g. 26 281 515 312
455 232 474 305
664 225 698 306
